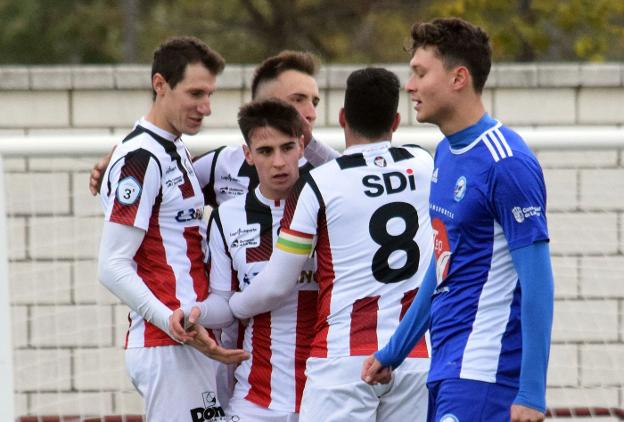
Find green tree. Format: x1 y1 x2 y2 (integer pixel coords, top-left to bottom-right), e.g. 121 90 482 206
425 0 624 61
0 0 622 64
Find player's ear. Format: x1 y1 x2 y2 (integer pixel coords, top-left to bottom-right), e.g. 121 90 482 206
243 144 254 165
297 135 305 159
338 108 347 129
451 66 469 91
152 73 167 97
391 113 401 132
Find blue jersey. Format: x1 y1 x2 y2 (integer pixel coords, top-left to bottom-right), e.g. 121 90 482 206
428 114 549 388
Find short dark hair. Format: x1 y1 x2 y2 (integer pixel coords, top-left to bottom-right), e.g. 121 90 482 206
410 17 491 93
151 36 225 99
344 68 400 139
251 51 319 99
238 99 304 146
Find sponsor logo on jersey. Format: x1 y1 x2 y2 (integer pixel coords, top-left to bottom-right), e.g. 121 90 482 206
116 176 141 206
373 156 387 167
440 414 459 422
362 169 417 197
242 272 258 286
512 206 524 223
512 205 542 223
230 237 260 249
219 186 245 196
165 175 184 187
189 390 227 421
221 174 240 183
454 176 467 202
298 270 315 284
175 207 204 222
230 226 259 237
432 218 451 285
432 167 439 183
165 165 177 174
430 203 455 220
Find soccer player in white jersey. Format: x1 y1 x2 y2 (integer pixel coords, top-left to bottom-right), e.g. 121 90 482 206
228 68 434 422
89 51 339 202
197 99 317 422
97 37 248 422
362 18 554 422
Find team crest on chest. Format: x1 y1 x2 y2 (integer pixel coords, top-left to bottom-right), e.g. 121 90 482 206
453 176 467 202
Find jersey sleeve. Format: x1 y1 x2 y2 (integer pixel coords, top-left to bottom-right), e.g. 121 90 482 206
207 209 237 293
105 148 161 232
489 155 549 251
278 175 321 255
192 147 222 208
303 137 341 167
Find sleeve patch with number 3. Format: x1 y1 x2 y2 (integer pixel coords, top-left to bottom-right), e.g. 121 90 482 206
117 176 142 205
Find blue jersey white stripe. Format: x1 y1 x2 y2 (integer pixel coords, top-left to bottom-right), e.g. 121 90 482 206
427 114 548 388
459 221 517 383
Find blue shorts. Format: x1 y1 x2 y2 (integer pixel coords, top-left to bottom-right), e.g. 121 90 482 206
426 378 518 422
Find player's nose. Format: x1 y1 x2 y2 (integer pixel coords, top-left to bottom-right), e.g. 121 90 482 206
198 98 211 116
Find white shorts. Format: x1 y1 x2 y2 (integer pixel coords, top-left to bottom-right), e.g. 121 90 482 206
227 397 299 422
299 356 428 422
125 345 227 422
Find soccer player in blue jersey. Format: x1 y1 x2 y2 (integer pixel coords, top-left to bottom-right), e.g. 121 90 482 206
361 18 554 422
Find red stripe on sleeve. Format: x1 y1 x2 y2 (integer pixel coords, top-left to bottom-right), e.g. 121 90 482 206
349 296 380 355
401 288 429 358
245 313 273 408
294 290 318 412
110 149 152 227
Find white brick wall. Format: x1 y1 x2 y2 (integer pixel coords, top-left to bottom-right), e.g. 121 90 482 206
549 212 619 255
580 169 624 210
0 91 69 127
72 90 151 127
3 63 624 417
494 88 576 125
30 305 113 347
14 349 72 391
553 300 619 342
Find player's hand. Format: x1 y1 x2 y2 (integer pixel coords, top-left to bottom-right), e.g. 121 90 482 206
510 404 545 422
168 308 197 343
89 146 115 196
187 323 250 364
361 354 392 385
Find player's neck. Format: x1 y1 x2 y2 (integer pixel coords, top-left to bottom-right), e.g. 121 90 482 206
438 97 486 136
145 103 181 138
344 127 393 149
257 184 289 202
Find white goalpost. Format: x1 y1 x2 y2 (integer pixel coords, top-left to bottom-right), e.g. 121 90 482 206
0 127 623 421
0 156 16 422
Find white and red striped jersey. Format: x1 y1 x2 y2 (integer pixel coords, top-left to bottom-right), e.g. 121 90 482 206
101 119 209 348
209 186 318 413
193 145 313 208
279 141 434 358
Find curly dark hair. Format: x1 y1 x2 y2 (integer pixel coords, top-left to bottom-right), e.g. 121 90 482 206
410 18 491 93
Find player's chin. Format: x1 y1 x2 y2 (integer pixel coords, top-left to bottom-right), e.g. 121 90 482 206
184 119 203 134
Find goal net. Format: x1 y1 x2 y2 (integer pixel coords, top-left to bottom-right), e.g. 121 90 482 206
0 129 622 421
